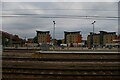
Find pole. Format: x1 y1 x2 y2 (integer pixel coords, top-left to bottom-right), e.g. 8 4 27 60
92 21 96 50
53 21 56 50
93 23 94 50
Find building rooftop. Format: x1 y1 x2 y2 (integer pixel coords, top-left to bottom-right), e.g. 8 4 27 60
99 31 116 34
36 30 50 33
64 31 81 34
1 30 23 41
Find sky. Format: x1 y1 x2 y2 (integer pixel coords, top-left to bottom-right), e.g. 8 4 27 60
1 1 119 40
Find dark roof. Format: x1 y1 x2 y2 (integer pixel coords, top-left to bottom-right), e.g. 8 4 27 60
107 32 116 34
99 31 107 33
99 31 116 34
36 31 50 33
64 31 80 34
1 30 23 41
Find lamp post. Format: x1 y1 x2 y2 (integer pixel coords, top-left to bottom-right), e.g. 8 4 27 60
53 21 56 50
92 21 96 50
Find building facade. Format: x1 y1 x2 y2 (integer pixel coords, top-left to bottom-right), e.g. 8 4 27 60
87 31 118 48
103 33 116 45
36 31 50 45
1 31 24 47
64 31 82 46
93 34 100 46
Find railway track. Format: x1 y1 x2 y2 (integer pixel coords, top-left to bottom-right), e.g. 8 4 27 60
2 66 120 77
2 57 120 62
2 51 120 79
3 53 120 61
2 67 120 79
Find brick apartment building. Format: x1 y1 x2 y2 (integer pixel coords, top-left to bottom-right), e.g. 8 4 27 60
1 31 24 47
87 31 118 48
64 31 82 47
36 31 50 45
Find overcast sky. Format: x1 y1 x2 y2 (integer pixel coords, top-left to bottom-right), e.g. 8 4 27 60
1 2 119 40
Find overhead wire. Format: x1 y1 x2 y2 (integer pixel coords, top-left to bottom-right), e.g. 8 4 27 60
2 8 119 20
2 8 118 11
2 14 119 20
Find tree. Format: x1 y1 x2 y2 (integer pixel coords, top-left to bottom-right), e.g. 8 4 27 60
57 40 62 46
33 36 38 43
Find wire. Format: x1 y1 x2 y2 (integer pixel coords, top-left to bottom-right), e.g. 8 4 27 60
3 9 118 11
2 14 119 20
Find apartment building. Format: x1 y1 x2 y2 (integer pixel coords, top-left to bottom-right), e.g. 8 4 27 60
36 31 50 45
1 31 24 47
87 31 117 48
64 31 82 46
